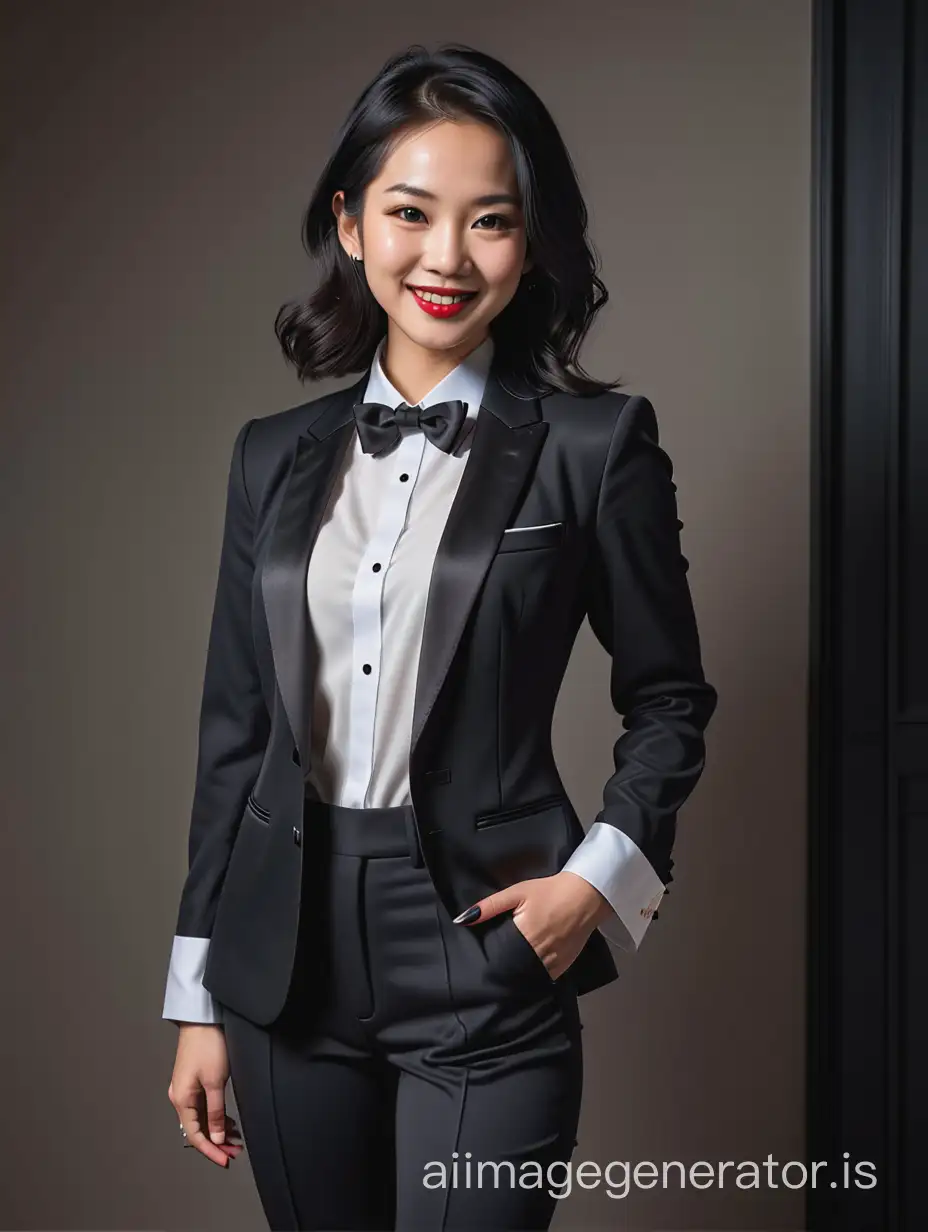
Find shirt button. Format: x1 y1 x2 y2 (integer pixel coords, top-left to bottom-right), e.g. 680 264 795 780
372 562 382 572
399 473 409 482
362 664 372 674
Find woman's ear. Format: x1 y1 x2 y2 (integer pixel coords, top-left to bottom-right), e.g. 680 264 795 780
332 190 362 262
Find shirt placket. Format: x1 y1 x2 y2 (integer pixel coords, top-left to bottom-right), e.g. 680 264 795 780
343 428 428 808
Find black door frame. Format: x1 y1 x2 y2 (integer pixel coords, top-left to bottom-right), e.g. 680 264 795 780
809 1 923 1228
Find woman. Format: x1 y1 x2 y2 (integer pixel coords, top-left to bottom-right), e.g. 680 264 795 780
163 42 717 1231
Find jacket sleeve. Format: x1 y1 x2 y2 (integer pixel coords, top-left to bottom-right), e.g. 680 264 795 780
561 394 718 950
161 417 271 1024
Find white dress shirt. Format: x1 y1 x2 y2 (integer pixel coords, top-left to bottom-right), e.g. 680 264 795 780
162 333 665 1024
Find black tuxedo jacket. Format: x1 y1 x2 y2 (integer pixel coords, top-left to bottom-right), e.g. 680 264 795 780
173 361 718 1026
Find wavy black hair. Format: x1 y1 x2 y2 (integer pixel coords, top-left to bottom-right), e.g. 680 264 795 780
275 42 623 398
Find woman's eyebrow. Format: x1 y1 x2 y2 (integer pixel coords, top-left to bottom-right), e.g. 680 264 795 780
383 181 520 207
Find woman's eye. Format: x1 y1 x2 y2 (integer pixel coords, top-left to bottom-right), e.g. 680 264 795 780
474 214 512 231
395 206 424 223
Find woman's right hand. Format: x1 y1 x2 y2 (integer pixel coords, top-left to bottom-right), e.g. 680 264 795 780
168 1025 245 1168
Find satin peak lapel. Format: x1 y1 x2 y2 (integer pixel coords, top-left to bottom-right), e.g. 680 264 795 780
260 375 366 773
410 368 547 759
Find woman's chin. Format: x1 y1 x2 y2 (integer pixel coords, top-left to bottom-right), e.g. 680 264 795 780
392 312 483 350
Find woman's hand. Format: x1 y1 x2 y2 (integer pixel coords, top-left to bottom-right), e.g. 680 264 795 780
453 871 616 980
168 1025 245 1168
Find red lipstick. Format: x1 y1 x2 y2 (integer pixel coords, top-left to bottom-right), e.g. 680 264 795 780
408 286 478 318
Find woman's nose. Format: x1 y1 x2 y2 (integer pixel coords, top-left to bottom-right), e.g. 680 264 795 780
421 229 469 273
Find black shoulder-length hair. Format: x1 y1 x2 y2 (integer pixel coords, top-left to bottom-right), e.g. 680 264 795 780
275 42 624 399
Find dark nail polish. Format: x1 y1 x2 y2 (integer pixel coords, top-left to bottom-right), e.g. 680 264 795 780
453 905 481 924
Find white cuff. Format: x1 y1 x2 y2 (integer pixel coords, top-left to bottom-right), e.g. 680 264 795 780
561 821 666 951
162 935 223 1024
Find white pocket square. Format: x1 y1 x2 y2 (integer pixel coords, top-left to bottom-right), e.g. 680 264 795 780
502 521 564 533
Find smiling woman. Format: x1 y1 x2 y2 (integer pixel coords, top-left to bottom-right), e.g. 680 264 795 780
274 42 621 402
345 122 527 352
331 116 534 376
164 38 717 1232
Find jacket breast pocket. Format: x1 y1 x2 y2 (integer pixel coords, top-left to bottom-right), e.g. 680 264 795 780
495 521 566 554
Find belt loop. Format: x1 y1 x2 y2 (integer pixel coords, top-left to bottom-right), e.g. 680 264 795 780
403 807 424 868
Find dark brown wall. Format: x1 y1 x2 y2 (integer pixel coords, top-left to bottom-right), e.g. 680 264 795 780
0 2 811 1227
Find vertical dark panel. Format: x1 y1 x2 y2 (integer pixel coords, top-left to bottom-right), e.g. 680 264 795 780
810 0 925 1228
899 0 928 1220
901 0 928 716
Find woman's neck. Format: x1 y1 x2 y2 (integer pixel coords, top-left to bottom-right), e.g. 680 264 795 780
380 328 489 405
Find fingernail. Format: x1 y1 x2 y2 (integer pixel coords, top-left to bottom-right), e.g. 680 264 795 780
453 905 481 924
211 1131 225 1144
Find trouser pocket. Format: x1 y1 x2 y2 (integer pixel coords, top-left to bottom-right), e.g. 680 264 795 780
488 912 557 992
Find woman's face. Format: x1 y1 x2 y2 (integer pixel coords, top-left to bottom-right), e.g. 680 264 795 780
334 119 532 361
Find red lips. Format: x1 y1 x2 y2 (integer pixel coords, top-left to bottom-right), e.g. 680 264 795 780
408 287 477 318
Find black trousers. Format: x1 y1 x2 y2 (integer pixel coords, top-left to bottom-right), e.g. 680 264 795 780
221 798 585 1231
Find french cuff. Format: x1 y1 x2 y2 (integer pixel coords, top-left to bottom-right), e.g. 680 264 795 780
561 820 666 952
162 935 223 1024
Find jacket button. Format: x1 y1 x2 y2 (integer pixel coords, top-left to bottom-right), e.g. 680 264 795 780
292 827 301 846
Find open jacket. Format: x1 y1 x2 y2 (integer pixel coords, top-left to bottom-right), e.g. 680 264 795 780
164 357 718 1027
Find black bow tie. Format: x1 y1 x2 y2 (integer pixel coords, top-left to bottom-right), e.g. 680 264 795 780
352 399 467 456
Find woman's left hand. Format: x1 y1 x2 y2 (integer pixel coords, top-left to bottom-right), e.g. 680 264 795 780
453 871 617 980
